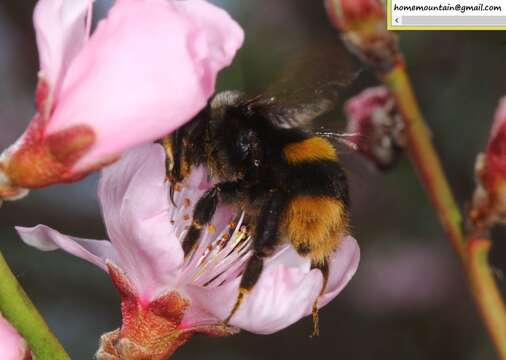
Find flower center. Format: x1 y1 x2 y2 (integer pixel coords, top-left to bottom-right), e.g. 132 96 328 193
168 178 253 288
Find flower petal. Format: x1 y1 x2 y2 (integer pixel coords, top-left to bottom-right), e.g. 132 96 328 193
34 0 92 103
174 0 245 94
184 236 359 334
318 235 360 307
47 0 243 171
0 313 30 360
15 224 116 272
184 248 322 334
98 144 184 301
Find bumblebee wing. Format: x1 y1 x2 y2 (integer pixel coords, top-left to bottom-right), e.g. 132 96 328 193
250 39 362 129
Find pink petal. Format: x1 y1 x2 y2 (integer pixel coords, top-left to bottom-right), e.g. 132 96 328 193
34 0 92 105
15 225 116 272
318 235 360 307
185 249 322 334
185 236 359 334
46 0 243 171
174 0 245 94
0 313 30 360
98 144 184 300
185 165 212 191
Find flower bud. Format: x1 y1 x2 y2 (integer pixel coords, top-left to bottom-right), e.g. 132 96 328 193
325 0 399 72
345 86 405 170
470 97 506 228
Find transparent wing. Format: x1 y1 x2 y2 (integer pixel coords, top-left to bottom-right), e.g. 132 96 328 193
247 39 362 129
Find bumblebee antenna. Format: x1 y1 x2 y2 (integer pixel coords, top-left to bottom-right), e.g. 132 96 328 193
315 131 360 151
336 138 359 151
315 131 360 138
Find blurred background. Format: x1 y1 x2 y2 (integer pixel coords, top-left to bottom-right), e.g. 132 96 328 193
1 1 506 359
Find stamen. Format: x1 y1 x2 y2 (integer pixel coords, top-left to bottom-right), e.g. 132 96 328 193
190 216 252 287
169 177 252 289
188 220 250 286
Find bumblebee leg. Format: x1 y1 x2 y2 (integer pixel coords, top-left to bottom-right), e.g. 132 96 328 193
225 190 287 324
182 181 243 257
160 125 190 205
224 253 263 324
310 260 329 337
159 136 178 205
159 136 174 175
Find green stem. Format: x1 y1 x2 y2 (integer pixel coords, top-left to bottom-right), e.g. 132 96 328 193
0 250 71 360
380 61 466 261
380 59 506 359
467 239 506 359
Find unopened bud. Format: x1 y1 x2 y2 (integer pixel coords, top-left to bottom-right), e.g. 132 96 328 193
470 97 506 229
345 86 405 170
325 0 399 72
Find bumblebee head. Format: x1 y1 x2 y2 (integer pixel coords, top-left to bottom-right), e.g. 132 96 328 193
207 90 264 181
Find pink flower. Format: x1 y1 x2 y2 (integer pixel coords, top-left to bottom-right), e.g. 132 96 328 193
0 0 243 196
16 144 359 359
0 313 31 360
471 97 506 227
345 86 405 170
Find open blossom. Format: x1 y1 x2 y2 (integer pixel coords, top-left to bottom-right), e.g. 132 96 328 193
16 144 360 359
325 0 399 72
345 86 405 170
0 314 31 360
0 0 243 200
470 97 506 228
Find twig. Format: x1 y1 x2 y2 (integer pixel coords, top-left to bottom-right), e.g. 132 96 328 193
380 58 506 359
0 250 71 360
467 238 506 359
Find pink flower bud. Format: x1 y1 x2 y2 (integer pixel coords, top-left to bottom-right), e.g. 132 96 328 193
345 86 405 169
325 0 384 31
483 99 506 187
0 0 243 198
0 314 31 360
325 0 399 72
470 97 506 228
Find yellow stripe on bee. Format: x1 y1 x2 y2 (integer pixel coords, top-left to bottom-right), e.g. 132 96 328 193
282 137 337 164
284 196 348 265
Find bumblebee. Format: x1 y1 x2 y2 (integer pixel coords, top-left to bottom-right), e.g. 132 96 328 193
162 42 359 333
